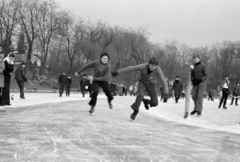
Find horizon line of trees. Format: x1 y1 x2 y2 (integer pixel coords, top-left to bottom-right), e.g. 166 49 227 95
1 0 240 90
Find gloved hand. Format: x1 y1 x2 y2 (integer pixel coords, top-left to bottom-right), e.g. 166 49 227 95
163 93 169 103
192 79 202 86
111 71 119 77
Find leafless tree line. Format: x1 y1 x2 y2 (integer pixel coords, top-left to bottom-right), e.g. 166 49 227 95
1 0 240 89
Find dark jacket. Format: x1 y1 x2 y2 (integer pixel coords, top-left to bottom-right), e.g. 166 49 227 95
58 74 67 84
80 77 88 91
191 62 207 86
172 80 183 95
3 60 14 83
15 65 28 82
66 78 72 87
232 84 240 96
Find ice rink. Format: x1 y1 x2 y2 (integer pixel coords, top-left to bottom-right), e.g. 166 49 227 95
0 93 239 162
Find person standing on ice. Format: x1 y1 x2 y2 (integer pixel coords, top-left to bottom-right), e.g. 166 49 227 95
172 76 183 103
75 52 114 114
218 75 231 109
111 57 169 120
190 54 207 116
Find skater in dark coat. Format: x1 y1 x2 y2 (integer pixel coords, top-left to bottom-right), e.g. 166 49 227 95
15 62 30 99
75 52 114 114
190 54 207 116
172 76 183 103
218 75 231 109
112 57 169 120
80 74 88 98
1 53 15 106
58 73 67 97
230 82 239 106
66 75 72 97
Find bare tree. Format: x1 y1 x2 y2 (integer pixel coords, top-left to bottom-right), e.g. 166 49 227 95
18 0 40 61
0 0 20 55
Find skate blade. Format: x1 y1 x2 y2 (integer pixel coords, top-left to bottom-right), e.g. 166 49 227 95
183 112 189 119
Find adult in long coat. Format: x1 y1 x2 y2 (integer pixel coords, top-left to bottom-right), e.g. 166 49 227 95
0 52 5 105
172 76 183 103
15 62 29 99
1 53 15 106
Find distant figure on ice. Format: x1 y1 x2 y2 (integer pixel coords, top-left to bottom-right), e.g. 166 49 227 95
230 81 239 106
66 75 72 97
58 72 67 97
80 74 88 98
15 62 31 99
218 75 231 109
112 57 169 120
208 89 214 101
172 76 183 103
190 53 207 116
75 52 114 114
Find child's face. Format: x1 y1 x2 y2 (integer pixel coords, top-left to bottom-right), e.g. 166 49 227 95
193 57 200 64
101 56 108 64
149 64 157 71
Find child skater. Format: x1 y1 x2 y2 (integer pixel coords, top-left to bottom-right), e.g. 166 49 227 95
75 52 114 114
112 57 169 120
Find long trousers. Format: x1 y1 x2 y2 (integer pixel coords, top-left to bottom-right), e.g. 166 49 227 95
192 81 206 112
131 81 158 111
219 88 229 107
89 81 113 107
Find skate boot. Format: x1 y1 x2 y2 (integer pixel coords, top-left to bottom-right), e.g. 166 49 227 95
142 98 149 110
130 110 139 120
190 110 197 115
109 101 113 109
89 106 95 114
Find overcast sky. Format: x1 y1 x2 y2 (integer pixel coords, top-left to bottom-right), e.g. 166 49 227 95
54 0 240 47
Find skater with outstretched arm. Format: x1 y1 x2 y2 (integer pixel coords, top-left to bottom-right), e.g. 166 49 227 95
75 52 114 114
112 57 169 120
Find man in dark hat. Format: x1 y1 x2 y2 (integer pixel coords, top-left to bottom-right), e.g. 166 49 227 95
15 62 31 99
75 52 114 114
112 57 169 120
172 76 183 103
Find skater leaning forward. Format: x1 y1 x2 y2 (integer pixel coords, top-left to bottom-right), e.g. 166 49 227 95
190 54 207 116
112 57 169 120
75 52 114 114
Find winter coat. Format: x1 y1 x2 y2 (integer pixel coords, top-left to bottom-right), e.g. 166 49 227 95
15 65 28 82
172 80 183 95
58 74 67 84
232 85 240 96
0 61 5 87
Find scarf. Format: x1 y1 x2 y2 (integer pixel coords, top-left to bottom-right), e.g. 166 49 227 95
3 52 15 65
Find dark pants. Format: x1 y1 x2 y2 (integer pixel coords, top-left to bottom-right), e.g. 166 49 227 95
66 86 71 96
219 88 229 107
131 81 158 111
192 81 206 112
81 90 85 98
174 94 180 103
1 81 10 105
231 97 238 105
89 81 113 107
59 83 66 96
16 80 25 98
